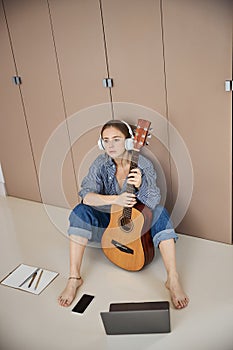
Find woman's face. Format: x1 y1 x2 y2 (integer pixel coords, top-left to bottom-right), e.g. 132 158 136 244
102 126 126 159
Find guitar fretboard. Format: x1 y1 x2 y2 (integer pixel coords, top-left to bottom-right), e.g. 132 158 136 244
123 150 139 219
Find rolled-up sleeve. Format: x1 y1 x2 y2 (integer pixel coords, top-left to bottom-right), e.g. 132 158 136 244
136 156 161 210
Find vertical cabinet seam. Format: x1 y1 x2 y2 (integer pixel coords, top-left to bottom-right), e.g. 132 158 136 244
160 0 174 206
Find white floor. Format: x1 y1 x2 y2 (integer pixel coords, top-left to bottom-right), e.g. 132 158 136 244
0 196 232 350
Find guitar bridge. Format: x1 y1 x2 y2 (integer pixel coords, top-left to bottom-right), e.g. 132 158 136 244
111 240 134 255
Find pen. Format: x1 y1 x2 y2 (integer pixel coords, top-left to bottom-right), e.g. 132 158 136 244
34 269 43 290
28 271 37 288
18 268 40 288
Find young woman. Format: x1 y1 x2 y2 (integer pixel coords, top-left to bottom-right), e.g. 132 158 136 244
58 120 189 309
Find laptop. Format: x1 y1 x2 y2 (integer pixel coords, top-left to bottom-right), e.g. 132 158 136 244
100 301 171 335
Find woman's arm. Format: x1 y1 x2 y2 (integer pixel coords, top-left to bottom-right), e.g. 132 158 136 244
83 192 136 207
83 192 117 206
136 156 161 209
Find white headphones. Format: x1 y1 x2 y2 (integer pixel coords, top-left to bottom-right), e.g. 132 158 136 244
98 120 134 151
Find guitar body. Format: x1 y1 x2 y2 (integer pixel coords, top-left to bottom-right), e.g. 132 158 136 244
101 202 154 271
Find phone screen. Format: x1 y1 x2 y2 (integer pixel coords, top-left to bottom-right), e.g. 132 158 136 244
72 294 95 314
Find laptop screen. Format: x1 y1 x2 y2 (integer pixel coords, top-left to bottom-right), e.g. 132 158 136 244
100 301 171 335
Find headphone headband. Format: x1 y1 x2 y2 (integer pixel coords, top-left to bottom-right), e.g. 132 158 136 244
120 120 133 138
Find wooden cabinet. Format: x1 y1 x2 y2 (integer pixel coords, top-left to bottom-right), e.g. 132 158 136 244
48 0 112 194
100 0 173 209
162 0 232 243
1 0 77 207
0 1 41 201
48 0 112 116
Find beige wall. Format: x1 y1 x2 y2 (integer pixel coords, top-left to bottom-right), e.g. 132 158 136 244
0 0 232 244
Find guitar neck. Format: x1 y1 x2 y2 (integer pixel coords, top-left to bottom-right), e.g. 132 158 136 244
126 149 139 194
130 149 140 171
124 149 140 219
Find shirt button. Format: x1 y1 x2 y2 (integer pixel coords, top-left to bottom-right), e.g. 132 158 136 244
109 177 112 180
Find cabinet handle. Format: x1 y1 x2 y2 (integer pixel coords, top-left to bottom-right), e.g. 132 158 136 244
225 80 232 92
107 78 113 88
103 78 107 87
103 78 113 88
12 76 22 85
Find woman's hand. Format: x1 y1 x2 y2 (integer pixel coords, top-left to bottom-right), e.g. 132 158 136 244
115 192 137 207
127 168 142 189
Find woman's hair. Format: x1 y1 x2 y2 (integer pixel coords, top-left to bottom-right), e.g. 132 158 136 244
100 120 131 139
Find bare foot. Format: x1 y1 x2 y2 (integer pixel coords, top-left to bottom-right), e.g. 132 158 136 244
58 277 83 307
165 274 189 309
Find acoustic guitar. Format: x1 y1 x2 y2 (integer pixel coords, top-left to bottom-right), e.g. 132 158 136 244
101 119 155 271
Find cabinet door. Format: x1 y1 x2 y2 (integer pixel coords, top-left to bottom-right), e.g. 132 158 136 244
3 0 77 208
100 0 173 208
48 0 112 191
163 0 232 243
0 1 41 202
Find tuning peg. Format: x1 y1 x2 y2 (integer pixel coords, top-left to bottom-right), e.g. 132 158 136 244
149 127 153 131
146 141 150 146
147 134 152 138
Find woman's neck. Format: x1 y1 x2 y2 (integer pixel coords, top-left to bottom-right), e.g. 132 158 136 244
114 151 131 168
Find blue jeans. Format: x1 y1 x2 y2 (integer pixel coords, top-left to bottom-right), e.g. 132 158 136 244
68 203 178 248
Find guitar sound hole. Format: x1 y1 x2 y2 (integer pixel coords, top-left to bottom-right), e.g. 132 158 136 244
119 217 133 232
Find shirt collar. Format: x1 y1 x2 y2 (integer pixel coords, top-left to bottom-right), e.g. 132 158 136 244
105 154 116 167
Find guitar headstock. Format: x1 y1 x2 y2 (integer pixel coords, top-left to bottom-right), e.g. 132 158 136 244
133 119 151 151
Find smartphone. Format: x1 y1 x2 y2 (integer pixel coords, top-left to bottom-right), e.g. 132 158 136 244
72 294 95 314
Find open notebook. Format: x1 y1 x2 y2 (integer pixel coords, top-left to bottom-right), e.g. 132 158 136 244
0 264 59 295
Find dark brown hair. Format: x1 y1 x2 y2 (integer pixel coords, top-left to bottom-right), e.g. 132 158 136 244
100 120 132 139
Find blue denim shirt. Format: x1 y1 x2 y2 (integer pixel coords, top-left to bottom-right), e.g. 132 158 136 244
79 153 161 210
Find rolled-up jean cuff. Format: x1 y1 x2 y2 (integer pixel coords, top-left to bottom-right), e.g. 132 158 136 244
152 229 179 248
67 227 92 240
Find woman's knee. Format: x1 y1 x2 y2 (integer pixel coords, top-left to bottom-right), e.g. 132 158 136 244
69 203 96 229
153 205 169 221
152 205 173 231
72 203 94 217
69 203 110 233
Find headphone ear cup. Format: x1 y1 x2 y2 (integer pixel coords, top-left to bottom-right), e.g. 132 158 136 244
98 137 105 150
125 138 134 151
